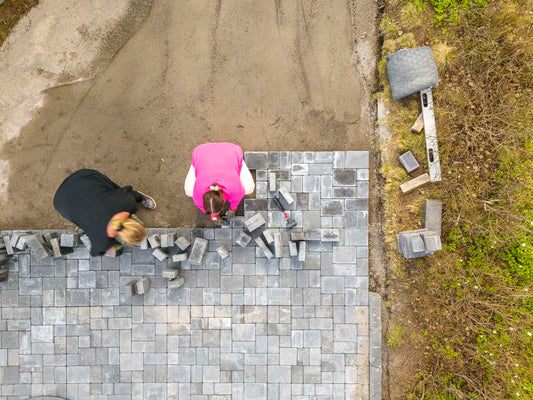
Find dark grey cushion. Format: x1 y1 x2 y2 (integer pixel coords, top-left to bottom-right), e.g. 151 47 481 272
386 46 439 101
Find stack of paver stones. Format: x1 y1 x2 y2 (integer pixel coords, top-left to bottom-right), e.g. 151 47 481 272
396 199 442 258
0 151 381 400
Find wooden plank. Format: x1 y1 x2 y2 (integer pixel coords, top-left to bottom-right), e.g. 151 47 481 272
400 173 430 193
411 113 424 133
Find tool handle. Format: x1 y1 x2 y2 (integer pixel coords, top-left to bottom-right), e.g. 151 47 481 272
272 196 283 211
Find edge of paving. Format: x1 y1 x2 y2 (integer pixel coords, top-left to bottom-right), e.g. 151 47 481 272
369 292 382 400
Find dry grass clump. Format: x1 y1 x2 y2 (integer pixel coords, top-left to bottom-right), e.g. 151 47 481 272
379 0 533 398
0 0 39 45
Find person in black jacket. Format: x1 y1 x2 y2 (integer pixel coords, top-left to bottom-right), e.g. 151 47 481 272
53 169 156 256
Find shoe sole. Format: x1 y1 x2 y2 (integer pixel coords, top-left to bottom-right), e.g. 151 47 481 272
136 191 157 209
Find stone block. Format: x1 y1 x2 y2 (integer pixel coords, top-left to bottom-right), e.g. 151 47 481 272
148 234 161 248
79 234 91 250
273 232 283 258
333 246 356 263
309 163 333 175
236 231 252 247
315 151 333 163
333 169 356 186
168 276 185 289
303 175 320 193
26 235 50 261
256 169 267 181
160 233 176 248
408 234 426 253
244 152 268 169
125 280 137 296
152 248 168 261
60 233 76 247
233 247 255 264
369 292 382 369
289 241 298 257
298 242 306 262
411 112 424 134
278 187 295 206
10 233 22 249
189 238 208 265
400 173 430 193
333 187 356 198
290 230 305 241
399 151 420 173
135 278 151 295
175 236 191 251
50 238 62 258
216 245 230 260
244 199 268 212
291 164 309 175
357 181 369 198
423 199 442 235
254 237 273 259
269 172 276 193
162 267 180 279
357 168 370 181
322 199 344 216
3 236 13 255
262 229 274 245
396 229 436 258
245 213 266 232
303 229 322 241
140 237 149 250
16 235 29 250
255 181 268 198
172 253 188 263
345 151 369 168
422 231 442 252
321 229 340 242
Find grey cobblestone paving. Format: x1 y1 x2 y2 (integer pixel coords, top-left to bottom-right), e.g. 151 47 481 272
0 151 372 400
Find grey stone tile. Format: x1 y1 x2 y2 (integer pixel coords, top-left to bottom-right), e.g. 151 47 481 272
291 164 308 176
232 246 256 264
232 324 256 341
357 181 369 198
244 383 267 399
78 271 96 288
345 151 369 168
7 154 371 397
333 169 356 186
333 246 357 263
244 152 268 169
321 199 344 216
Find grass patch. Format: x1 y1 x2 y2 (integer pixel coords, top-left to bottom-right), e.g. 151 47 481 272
379 0 533 398
0 0 39 46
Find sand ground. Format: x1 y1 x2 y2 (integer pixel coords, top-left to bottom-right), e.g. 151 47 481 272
0 0 377 229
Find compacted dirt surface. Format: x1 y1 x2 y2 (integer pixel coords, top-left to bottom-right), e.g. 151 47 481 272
0 0 377 229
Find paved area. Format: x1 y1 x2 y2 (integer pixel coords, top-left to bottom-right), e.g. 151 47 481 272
0 151 373 400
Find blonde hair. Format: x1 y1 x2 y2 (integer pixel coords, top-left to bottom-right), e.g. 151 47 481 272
110 218 147 245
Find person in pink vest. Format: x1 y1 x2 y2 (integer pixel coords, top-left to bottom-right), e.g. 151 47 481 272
184 143 255 221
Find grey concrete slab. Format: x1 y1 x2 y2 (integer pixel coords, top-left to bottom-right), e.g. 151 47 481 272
0 151 373 400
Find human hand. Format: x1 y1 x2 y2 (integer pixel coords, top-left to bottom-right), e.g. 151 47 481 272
226 210 236 219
